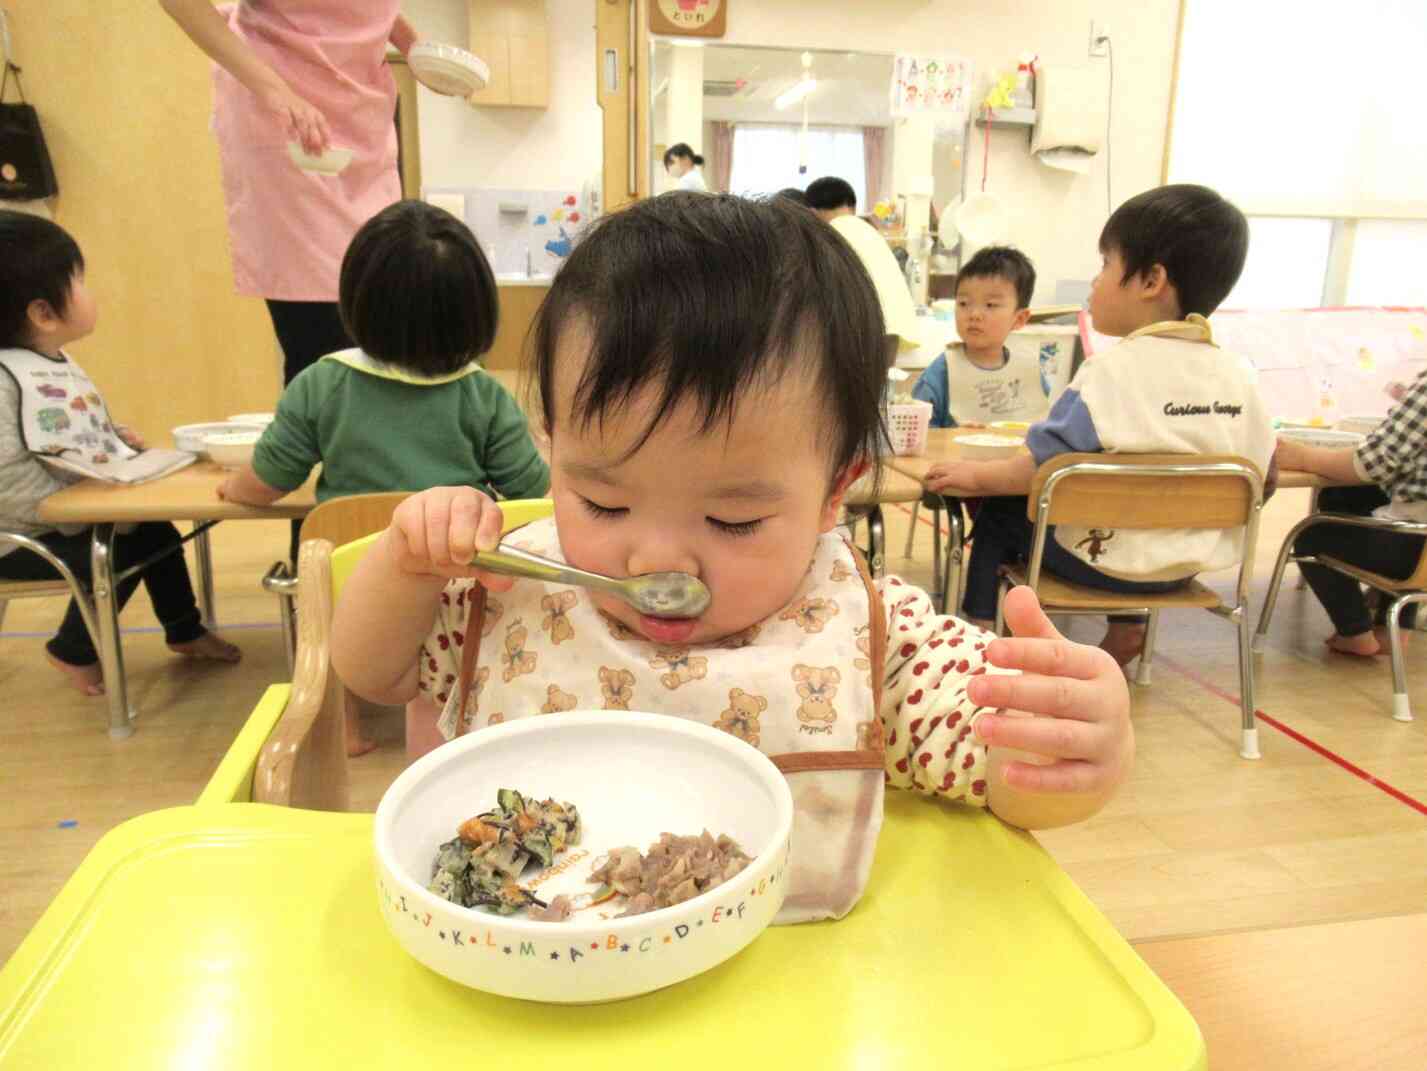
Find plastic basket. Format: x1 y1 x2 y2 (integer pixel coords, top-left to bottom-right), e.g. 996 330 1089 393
885 400 933 456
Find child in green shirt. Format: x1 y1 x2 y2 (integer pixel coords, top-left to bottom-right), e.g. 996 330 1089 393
219 200 548 510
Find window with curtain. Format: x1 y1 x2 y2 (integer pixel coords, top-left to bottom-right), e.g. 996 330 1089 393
1168 0 1427 308
728 125 867 208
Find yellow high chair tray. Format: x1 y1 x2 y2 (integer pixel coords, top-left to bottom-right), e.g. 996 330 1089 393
0 794 1204 1069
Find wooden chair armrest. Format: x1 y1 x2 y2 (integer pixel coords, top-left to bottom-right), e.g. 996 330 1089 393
254 539 350 811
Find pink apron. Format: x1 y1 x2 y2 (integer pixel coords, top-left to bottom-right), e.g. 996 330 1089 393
211 0 403 300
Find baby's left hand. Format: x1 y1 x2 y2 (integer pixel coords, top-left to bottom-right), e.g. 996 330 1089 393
966 585 1133 797
115 425 145 450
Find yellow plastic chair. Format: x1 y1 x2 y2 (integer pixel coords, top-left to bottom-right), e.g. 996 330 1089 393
203 498 553 810
995 453 1265 758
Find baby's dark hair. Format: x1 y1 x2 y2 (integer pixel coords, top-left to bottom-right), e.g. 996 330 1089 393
0 210 85 349
532 192 886 485
663 143 704 168
1099 184 1248 318
776 187 810 207
339 199 498 377
804 176 857 213
956 246 1036 309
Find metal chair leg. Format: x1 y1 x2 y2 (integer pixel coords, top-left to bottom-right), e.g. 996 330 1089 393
91 524 135 740
866 506 886 578
1234 606 1260 759
942 499 964 617
1386 595 1414 722
1294 489 1321 590
993 578 1008 636
0 598 8 633
1135 609 1159 686
1253 521 1307 653
930 500 943 607
903 500 920 559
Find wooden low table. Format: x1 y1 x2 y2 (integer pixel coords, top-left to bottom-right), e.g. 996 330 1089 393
1132 913 1427 1070
37 464 316 738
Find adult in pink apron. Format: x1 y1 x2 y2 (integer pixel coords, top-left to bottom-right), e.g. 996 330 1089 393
162 0 418 383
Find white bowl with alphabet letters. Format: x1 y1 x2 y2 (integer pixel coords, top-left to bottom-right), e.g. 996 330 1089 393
373 711 793 1003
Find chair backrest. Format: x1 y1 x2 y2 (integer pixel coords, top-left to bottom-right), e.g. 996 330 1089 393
253 498 557 811
1027 453 1261 530
299 492 411 549
1023 453 1265 608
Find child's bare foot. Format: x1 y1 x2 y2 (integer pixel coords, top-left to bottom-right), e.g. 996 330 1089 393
1325 631 1381 657
1099 623 1147 667
168 632 242 663
46 651 105 696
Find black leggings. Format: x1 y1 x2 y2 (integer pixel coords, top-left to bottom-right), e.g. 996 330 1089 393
0 524 206 666
265 299 352 386
1294 485 1424 636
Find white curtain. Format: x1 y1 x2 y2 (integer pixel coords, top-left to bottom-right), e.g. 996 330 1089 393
1168 0 1427 219
728 125 867 209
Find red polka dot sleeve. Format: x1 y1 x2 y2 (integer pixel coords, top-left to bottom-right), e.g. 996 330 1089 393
877 576 1003 806
415 577 479 707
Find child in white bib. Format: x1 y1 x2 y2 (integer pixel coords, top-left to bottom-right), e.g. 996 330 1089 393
0 211 241 695
333 193 1133 924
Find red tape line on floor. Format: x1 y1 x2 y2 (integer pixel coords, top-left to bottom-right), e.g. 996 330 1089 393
1156 653 1427 817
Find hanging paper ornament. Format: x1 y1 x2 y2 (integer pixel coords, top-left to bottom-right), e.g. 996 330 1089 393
534 214 548 226
567 211 581 223
552 208 565 222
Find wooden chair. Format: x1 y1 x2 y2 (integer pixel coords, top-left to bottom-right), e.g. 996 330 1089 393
0 532 99 656
247 499 554 810
995 454 1266 759
263 493 412 673
1254 512 1427 722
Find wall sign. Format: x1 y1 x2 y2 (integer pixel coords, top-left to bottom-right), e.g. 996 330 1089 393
650 0 726 39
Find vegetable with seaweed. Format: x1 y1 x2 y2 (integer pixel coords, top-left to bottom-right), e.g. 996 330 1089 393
428 789 581 915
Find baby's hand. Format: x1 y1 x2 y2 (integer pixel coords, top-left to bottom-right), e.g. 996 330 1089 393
924 460 979 495
115 425 144 450
1386 381 1409 402
382 486 515 590
966 586 1133 798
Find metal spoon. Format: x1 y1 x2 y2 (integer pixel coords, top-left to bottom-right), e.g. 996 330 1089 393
471 543 711 619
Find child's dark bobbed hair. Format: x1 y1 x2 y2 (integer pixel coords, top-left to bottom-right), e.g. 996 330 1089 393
0 209 85 349
339 199 498 377
1099 184 1248 318
957 245 1037 309
663 143 704 169
533 192 887 485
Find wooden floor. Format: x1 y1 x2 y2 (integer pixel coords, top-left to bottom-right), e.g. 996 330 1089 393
2 488 1425 968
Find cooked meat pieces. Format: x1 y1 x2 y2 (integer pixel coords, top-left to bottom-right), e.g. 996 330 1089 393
590 831 752 916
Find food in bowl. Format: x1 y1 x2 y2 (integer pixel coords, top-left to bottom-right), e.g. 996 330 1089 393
592 832 752 918
957 432 1023 460
172 420 265 455
202 430 261 468
989 420 1031 433
1276 427 1364 449
428 789 582 915
427 788 753 925
375 712 793 1003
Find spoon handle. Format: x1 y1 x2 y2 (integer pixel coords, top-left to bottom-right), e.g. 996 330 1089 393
471 543 624 600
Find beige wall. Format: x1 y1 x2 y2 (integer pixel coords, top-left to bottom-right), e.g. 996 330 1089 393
409 0 603 193
5 1 281 444
718 0 1181 305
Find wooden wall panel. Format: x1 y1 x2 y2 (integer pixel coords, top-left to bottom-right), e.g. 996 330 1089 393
6 2 282 445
